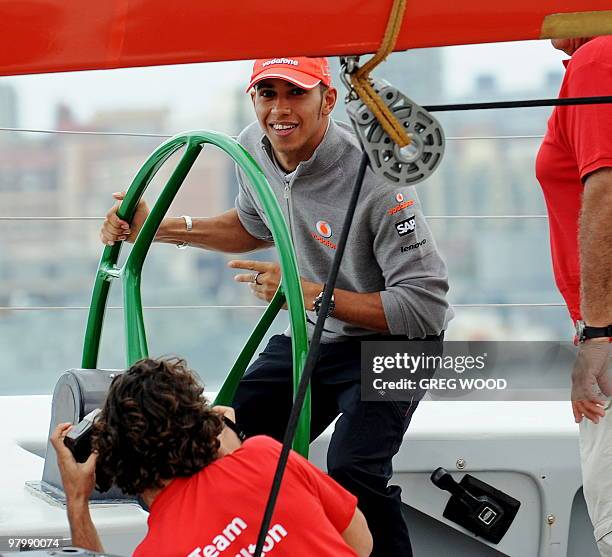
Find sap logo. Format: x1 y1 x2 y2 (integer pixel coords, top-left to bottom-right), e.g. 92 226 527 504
395 216 416 237
400 239 427 253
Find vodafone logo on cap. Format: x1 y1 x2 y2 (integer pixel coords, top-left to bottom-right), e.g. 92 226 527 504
262 58 299 67
316 220 332 238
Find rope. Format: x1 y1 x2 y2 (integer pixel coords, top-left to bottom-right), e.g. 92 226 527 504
349 0 411 147
252 153 370 557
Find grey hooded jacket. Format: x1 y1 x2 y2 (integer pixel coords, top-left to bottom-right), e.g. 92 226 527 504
235 119 453 342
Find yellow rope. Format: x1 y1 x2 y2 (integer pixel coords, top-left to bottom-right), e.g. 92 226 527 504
350 0 411 147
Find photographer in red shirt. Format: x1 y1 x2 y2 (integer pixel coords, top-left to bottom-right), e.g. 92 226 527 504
51 358 372 557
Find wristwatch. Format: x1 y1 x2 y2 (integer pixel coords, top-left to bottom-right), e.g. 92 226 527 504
313 286 335 318
176 215 192 249
575 320 612 343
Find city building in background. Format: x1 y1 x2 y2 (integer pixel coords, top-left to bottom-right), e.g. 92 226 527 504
0 47 571 394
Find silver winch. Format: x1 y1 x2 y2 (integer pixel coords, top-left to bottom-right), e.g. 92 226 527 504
341 57 445 186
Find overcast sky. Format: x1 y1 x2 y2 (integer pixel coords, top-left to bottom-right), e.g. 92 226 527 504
3 40 566 130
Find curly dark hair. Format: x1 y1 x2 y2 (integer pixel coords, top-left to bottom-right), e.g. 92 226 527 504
92 357 223 495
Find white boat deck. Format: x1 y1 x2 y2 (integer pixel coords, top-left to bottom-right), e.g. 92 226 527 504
0 395 147 555
0 395 587 556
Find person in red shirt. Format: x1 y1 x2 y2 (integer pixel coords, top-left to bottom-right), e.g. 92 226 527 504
50 357 372 557
536 36 612 554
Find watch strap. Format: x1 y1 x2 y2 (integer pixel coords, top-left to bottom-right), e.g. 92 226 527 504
313 286 335 318
223 416 246 442
583 324 612 340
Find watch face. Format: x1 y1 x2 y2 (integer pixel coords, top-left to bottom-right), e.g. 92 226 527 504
314 291 334 318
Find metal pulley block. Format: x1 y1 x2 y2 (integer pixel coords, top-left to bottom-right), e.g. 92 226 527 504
343 74 445 186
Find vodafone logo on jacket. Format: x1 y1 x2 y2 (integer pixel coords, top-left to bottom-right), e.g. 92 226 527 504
395 192 404 203
316 220 332 238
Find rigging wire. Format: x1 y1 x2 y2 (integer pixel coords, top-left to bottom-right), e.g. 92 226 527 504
424 95 612 112
0 305 267 311
0 127 171 138
0 214 549 221
0 126 545 140
0 303 567 312
0 95 610 140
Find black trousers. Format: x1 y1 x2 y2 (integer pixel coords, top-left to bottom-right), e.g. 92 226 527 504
233 333 443 557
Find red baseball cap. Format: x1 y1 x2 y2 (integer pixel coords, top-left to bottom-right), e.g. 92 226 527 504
246 57 331 93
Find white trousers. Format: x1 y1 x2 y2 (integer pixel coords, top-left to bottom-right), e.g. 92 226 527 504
580 354 612 556
598 532 612 557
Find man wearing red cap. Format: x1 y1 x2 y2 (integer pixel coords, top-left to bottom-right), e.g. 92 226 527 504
101 56 452 556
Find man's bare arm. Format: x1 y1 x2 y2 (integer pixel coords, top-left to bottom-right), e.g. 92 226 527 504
580 168 612 326
67 501 104 553
100 190 271 254
341 508 373 557
156 209 272 253
50 424 104 553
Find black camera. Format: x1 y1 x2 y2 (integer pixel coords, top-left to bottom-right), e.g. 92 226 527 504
63 408 101 463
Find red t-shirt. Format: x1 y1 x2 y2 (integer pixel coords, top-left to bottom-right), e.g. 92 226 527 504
133 436 358 557
535 36 612 322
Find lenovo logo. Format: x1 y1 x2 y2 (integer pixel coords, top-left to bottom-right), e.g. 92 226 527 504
400 239 427 253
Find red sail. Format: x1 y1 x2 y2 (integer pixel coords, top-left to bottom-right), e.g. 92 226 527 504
0 0 610 76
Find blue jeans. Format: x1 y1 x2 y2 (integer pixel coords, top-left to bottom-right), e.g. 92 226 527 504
233 333 443 557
